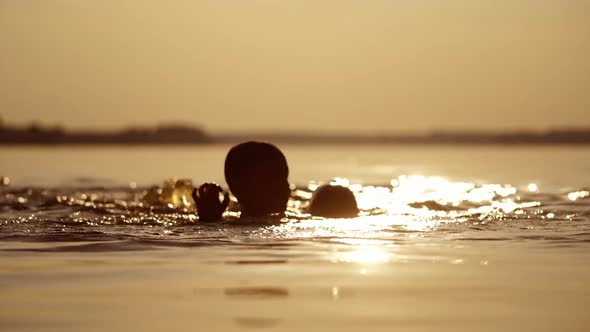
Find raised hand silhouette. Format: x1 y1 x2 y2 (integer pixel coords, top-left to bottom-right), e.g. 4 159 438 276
192 183 230 221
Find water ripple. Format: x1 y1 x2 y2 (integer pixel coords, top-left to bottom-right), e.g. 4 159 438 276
1 177 589 248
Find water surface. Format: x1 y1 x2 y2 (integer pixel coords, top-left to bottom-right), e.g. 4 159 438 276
1 145 589 331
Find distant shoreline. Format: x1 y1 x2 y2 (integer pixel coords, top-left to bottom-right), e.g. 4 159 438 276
2 138 590 146
2 122 590 145
1 142 590 146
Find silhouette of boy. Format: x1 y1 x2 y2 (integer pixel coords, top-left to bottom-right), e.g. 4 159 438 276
192 141 290 220
308 184 359 218
224 141 291 217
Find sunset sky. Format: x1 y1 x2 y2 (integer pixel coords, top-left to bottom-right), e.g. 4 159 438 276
1 0 588 133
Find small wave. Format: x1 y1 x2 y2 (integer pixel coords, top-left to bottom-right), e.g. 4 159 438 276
1 177 589 247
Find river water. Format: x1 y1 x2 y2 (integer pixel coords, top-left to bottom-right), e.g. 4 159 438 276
1 145 589 331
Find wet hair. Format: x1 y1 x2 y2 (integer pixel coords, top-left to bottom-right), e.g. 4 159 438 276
308 185 359 218
224 141 290 217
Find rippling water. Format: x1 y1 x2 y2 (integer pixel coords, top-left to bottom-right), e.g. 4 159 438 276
1 146 589 332
1 176 589 248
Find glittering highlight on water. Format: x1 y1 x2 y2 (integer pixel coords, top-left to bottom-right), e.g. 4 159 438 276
1 176 588 248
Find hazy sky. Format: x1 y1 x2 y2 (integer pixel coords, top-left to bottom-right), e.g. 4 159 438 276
1 0 589 133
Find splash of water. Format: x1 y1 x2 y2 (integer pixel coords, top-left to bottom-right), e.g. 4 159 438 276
0 176 588 245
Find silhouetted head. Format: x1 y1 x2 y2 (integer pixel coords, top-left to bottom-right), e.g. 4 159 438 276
308 185 359 218
224 141 290 217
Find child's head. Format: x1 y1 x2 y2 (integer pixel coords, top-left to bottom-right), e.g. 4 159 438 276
308 184 359 218
224 141 290 217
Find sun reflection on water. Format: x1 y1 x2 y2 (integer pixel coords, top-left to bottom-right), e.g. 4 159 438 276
568 190 589 201
270 175 540 246
334 247 392 264
2 174 546 244
331 175 529 220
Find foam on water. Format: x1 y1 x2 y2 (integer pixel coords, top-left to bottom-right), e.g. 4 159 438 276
1 176 589 249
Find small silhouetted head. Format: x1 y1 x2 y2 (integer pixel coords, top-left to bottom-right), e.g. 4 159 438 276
308 185 359 218
225 141 290 217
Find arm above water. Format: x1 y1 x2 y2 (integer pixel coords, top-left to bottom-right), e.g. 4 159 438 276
192 183 230 221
